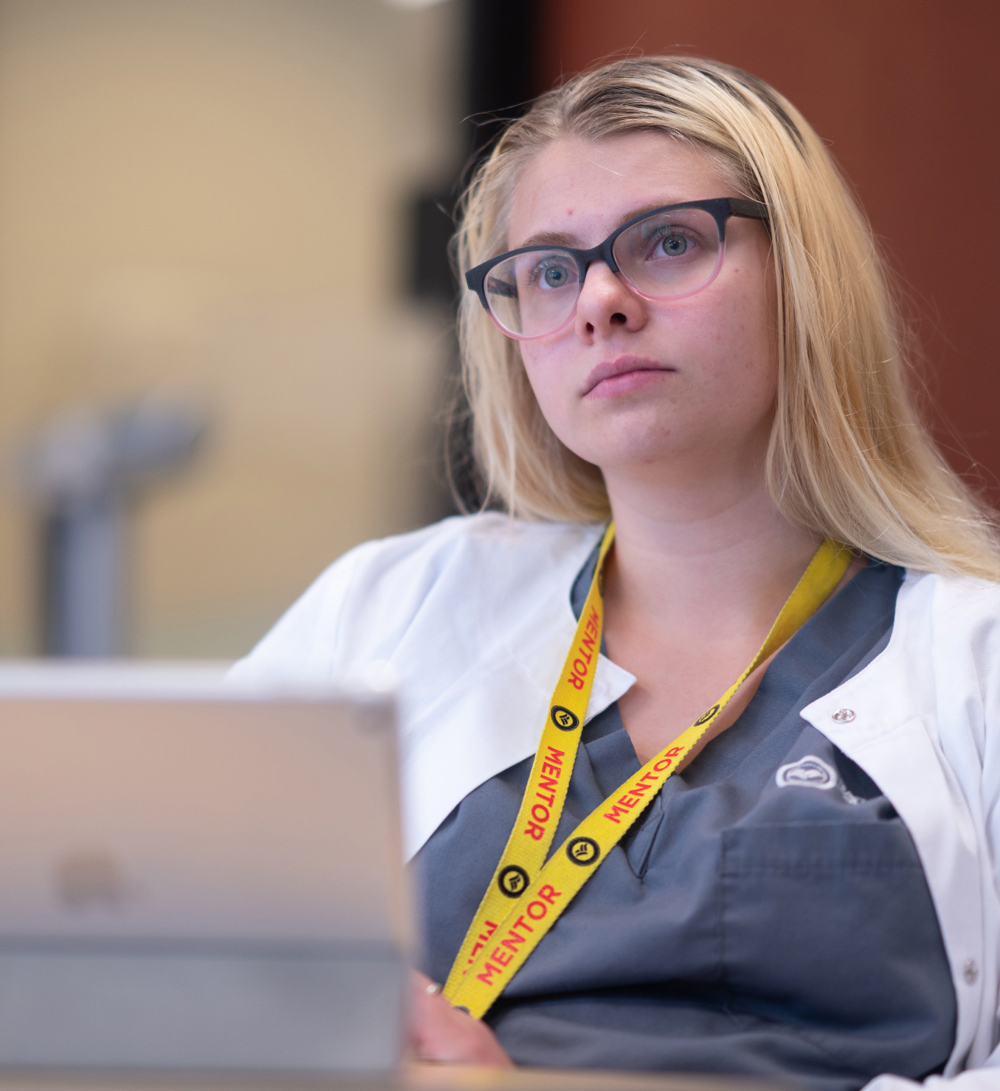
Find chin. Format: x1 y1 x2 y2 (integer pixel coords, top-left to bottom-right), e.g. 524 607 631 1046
565 439 683 473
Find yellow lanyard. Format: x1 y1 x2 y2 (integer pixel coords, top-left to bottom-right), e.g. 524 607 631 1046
443 528 851 1019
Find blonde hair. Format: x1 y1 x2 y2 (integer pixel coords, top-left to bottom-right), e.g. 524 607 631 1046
455 55 1000 580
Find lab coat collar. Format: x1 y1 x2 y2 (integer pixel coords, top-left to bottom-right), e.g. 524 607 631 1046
400 529 636 861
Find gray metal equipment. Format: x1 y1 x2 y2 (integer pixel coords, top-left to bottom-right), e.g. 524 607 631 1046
18 400 206 656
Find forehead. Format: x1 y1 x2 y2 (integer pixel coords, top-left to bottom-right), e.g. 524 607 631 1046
508 131 736 248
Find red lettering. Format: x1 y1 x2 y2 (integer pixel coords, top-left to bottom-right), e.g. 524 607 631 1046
465 922 498 965
541 763 561 779
603 804 631 824
573 659 588 676
581 634 596 657
490 945 513 967
539 774 559 793
616 794 638 809
566 674 584 689
531 803 550 823
476 961 505 986
527 900 547 920
501 930 527 954
537 884 561 905
545 747 565 764
629 783 650 797
524 821 545 840
666 746 683 757
653 757 673 772
512 914 534 934
534 789 555 807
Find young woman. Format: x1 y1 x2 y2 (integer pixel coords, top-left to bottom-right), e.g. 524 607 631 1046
233 57 1000 1090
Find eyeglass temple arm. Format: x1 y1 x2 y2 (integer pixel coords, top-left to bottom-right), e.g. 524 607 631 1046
728 198 769 222
465 263 490 300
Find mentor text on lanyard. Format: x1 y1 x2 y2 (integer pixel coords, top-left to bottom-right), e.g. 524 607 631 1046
442 526 852 1018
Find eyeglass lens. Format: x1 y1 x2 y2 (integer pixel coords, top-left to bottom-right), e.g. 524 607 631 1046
484 207 724 339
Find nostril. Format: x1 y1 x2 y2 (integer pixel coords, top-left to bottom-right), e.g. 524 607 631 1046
611 312 626 325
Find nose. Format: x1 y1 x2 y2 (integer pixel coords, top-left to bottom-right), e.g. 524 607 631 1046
572 260 647 341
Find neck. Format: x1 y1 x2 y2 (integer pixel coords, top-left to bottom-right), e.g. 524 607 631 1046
602 464 822 635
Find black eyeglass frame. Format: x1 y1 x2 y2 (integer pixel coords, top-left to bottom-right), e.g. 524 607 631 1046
465 197 770 335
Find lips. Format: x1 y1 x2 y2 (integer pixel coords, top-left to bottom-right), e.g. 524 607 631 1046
582 356 675 396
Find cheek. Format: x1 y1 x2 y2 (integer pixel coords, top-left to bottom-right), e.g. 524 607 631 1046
518 344 566 422
707 272 777 390
516 341 594 458
743 288 779 405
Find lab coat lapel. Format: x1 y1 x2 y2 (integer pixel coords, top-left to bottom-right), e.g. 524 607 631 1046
399 540 635 861
801 571 985 1075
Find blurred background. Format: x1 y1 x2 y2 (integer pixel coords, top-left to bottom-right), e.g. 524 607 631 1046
0 0 995 660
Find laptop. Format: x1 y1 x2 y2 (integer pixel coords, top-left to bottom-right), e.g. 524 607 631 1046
0 661 408 1072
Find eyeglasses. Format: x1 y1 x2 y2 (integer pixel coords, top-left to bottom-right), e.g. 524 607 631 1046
465 197 769 341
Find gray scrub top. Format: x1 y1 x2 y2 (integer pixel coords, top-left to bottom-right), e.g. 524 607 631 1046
414 557 956 1090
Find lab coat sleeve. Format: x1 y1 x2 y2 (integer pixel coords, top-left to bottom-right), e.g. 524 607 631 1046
865 1065 1000 1091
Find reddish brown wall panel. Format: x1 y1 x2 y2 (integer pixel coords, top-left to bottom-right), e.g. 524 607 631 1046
538 0 1000 501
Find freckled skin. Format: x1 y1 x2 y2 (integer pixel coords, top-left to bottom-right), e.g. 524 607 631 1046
510 132 777 491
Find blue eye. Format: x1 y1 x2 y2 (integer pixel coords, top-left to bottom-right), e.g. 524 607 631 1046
661 234 689 256
535 259 572 289
519 252 578 296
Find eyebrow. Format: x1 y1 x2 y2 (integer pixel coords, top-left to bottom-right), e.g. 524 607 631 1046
513 201 682 249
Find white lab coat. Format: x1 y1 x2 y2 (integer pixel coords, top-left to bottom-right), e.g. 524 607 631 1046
231 512 1000 1091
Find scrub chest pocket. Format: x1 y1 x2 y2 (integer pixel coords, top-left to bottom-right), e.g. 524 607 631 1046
720 819 954 1059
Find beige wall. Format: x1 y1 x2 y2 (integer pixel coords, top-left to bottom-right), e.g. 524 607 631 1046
0 0 461 656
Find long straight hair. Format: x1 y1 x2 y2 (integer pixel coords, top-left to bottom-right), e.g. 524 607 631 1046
454 56 1000 580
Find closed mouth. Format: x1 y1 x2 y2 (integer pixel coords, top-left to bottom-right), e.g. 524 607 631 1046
582 356 675 396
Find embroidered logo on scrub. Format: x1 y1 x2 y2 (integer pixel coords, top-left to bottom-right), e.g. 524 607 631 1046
775 754 837 790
